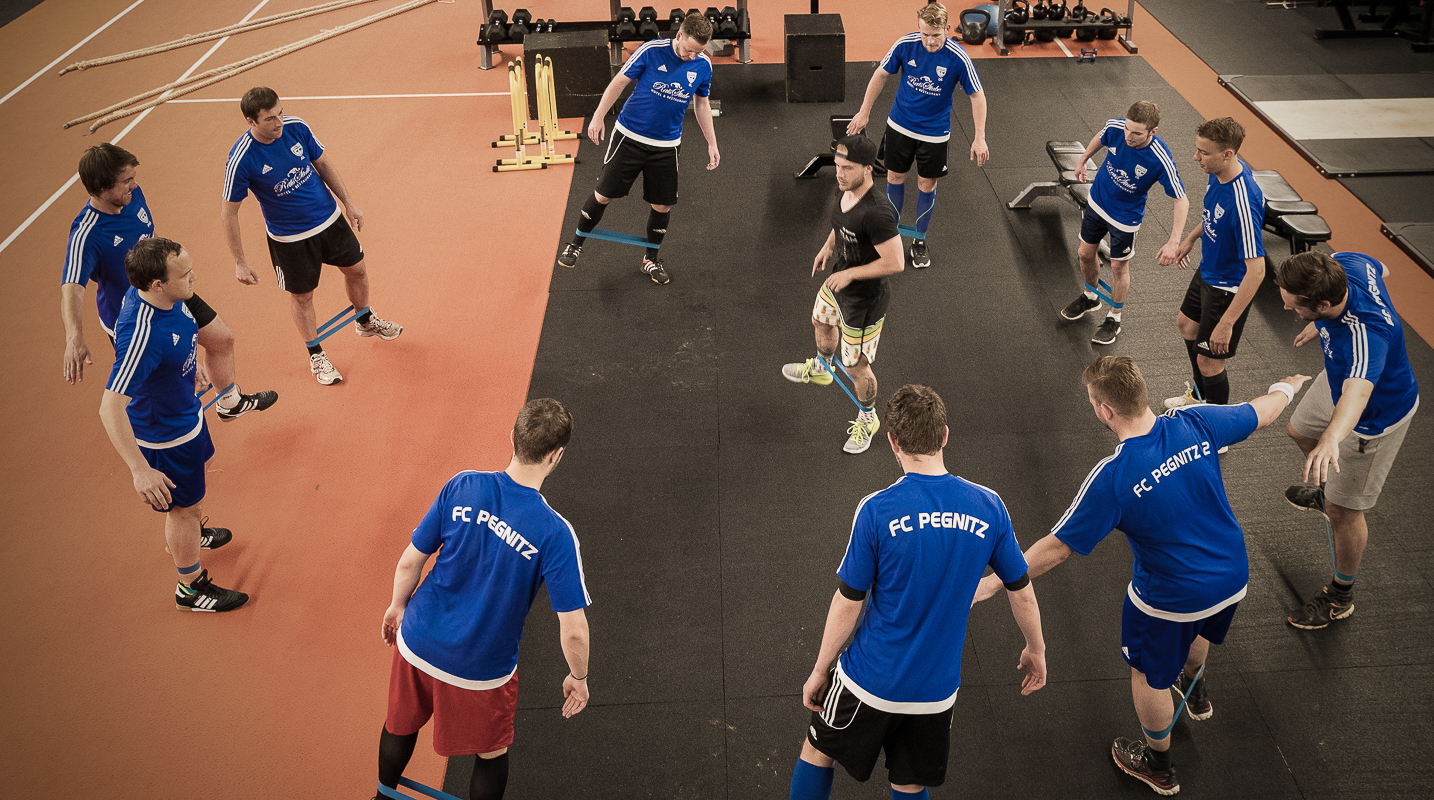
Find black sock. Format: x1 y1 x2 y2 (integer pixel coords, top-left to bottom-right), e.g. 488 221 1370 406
646 209 670 260
356 309 373 324
1183 340 1206 400
574 195 608 245
1147 745 1172 771
469 752 510 800
307 343 324 356
1203 370 1230 405
378 726 418 790
1330 578 1354 597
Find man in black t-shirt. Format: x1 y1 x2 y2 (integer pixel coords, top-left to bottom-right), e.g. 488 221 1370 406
783 135 906 454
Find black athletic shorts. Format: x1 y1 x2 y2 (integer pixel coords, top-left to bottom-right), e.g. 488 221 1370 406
595 131 680 206
183 293 218 329
1179 270 1252 360
806 668 954 787
881 125 949 180
266 214 364 295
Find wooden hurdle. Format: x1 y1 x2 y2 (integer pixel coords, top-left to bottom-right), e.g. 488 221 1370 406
493 54 576 172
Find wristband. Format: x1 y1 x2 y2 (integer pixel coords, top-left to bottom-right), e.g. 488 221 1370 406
1268 382 1295 403
570 673 587 681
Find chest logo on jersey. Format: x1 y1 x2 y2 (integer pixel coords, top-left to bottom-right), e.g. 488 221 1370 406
172 333 180 345
274 165 316 197
290 142 304 158
113 236 124 246
1105 164 1139 193
658 64 668 72
907 59 917 67
652 81 693 103
451 507 539 559
261 164 273 174
687 70 697 83
935 66 947 79
905 75 945 97
1214 203 1225 221
1135 165 1147 178
137 208 151 226
181 304 194 320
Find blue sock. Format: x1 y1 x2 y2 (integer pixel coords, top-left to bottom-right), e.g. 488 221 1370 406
886 181 906 220
892 788 929 800
790 759 834 800
914 189 936 238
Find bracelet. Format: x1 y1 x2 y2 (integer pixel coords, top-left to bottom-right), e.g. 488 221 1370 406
569 673 587 681
1268 382 1295 403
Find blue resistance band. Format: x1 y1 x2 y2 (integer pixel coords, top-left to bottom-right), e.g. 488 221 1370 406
1086 280 1118 307
195 382 236 412
897 224 922 240
820 354 873 414
377 777 463 800
578 227 659 249
1141 662 1205 741
310 304 359 347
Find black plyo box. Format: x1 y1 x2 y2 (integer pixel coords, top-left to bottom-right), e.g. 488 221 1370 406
523 30 611 121
784 14 845 103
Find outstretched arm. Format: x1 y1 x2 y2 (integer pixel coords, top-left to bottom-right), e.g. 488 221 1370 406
1156 196 1191 266
1248 374 1312 430
974 533 1074 603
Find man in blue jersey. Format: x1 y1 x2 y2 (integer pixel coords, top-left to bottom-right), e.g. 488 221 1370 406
99 238 251 613
847 3 986 270
63 144 276 420
376 398 591 800
222 87 402 386
1166 118 1265 410
556 13 719 285
975 356 1307 795
1060 101 1188 345
788 384 1046 800
1274 252 1420 630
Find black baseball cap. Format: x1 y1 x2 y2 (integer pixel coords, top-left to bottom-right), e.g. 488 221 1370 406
834 134 877 167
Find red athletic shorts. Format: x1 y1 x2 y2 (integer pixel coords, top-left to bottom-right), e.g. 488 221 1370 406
385 648 519 756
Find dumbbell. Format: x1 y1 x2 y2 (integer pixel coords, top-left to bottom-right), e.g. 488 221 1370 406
669 8 685 31
483 9 508 42
509 8 531 42
703 7 720 31
616 6 638 39
717 6 739 38
638 6 661 39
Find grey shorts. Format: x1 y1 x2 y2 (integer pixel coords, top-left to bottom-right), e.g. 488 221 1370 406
1289 370 1415 511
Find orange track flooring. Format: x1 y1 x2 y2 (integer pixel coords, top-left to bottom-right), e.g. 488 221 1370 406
0 2 1427 798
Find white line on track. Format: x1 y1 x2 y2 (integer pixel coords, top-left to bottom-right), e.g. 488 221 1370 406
170 92 509 102
0 0 272 256
0 0 147 108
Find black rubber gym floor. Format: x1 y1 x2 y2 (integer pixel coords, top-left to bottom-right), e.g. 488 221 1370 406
440 58 1434 799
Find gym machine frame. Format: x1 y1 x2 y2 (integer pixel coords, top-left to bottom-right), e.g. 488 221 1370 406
993 0 1138 55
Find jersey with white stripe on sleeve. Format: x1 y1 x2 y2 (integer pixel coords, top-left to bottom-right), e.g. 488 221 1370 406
835 473 1027 713
879 35 981 143
105 287 203 449
614 38 712 147
1198 160 1264 289
223 116 340 239
63 186 155 337
1088 120 1185 232
396 470 592 689
1052 404 1259 620
1315 252 1420 437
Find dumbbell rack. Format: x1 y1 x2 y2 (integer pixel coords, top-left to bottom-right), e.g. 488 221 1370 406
992 0 1138 56
476 1 751 69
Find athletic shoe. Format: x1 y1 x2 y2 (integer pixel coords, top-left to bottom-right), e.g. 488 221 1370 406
641 257 670 285
215 389 278 422
1173 671 1212 721
1287 584 1354 630
909 239 931 269
1285 485 1328 520
1111 737 1180 796
310 351 343 385
355 314 403 340
558 243 581 268
1092 316 1121 345
781 358 833 386
165 517 233 553
175 569 249 613
1060 293 1102 320
843 416 881 455
1163 381 1204 409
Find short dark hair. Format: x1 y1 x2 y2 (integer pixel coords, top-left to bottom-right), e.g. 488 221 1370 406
78 143 139 196
1126 100 1160 130
241 86 280 122
1274 252 1349 308
1197 117 1244 153
125 237 183 290
680 12 712 44
884 384 946 456
1082 356 1149 418
513 398 573 464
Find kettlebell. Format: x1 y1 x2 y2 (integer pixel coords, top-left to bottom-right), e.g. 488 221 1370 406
1031 0 1048 21
1095 7 1119 39
960 8 990 45
1048 0 1067 21
1006 0 1030 25
1073 0 1097 40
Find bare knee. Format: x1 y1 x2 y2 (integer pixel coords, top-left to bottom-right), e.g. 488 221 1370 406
886 171 908 185
1195 355 1223 377
340 259 367 278
650 203 671 213
891 784 925 795
197 316 235 352
1111 260 1130 280
593 192 611 204
915 177 938 193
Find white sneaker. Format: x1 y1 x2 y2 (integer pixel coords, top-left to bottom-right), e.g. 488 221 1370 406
843 414 881 454
1164 381 1204 409
355 314 402 341
310 351 343 385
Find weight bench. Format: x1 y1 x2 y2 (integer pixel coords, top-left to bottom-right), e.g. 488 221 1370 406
1009 141 1111 262
1251 169 1333 261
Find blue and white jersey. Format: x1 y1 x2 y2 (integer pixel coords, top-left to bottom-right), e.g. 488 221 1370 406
63 186 155 336
1089 120 1185 232
105 287 203 449
1053 405 1259 620
223 116 340 240
835 472 1027 713
879 34 981 143
397 470 591 688
1198 160 1264 290
1315 252 1420 437
614 38 712 147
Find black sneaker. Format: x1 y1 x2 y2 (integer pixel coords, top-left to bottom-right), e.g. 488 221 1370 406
1287 585 1354 630
1111 737 1179 796
558 243 582 268
1092 316 1121 345
641 257 670 285
1285 485 1328 520
1060 293 1102 320
1173 670 1211 720
175 569 249 612
909 239 931 269
216 389 278 422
